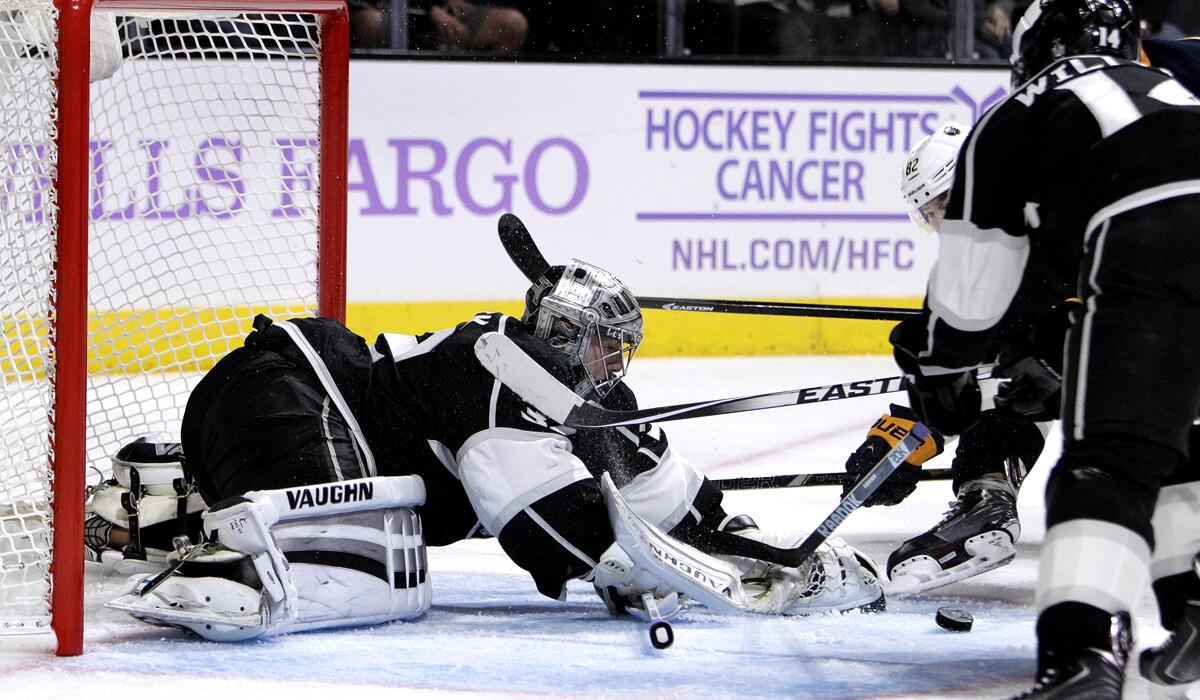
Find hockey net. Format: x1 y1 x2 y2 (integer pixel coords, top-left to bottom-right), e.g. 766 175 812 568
0 0 347 653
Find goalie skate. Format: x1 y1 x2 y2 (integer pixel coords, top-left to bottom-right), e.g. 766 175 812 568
886 476 1019 597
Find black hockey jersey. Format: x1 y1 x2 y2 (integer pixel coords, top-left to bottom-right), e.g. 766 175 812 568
366 312 723 598
186 312 724 600
901 55 1200 373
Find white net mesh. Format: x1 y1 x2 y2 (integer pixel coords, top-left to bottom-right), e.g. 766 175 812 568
0 3 327 634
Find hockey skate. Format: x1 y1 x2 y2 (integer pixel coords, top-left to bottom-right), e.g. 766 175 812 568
1141 597 1200 699
886 475 1019 597
1013 648 1126 699
1011 612 1131 700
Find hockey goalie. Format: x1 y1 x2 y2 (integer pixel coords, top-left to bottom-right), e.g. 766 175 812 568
93 231 887 641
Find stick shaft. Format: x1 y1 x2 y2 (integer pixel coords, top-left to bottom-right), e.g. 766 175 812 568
698 425 930 567
638 296 920 322
712 468 952 491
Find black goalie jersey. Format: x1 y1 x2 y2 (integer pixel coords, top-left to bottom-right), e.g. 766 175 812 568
366 312 726 598
900 54 1200 376
185 312 728 600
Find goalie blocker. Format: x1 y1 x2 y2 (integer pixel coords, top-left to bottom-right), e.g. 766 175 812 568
107 476 431 641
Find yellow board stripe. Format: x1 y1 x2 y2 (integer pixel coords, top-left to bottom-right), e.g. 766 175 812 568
347 298 922 358
0 297 922 379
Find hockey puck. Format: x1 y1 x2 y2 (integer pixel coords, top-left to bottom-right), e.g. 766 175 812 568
649 620 674 649
935 606 973 632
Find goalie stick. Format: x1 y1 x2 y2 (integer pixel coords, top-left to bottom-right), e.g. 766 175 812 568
475 330 911 428
497 213 919 322
712 468 952 491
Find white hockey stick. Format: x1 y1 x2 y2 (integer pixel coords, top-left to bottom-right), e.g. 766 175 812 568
474 332 909 428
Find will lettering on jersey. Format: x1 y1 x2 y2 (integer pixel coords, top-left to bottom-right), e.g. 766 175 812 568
1014 55 1123 107
286 482 375 510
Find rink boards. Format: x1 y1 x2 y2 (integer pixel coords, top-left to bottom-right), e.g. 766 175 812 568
343 61 1009 356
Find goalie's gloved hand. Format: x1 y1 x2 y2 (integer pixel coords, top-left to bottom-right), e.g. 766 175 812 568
842 404 945 507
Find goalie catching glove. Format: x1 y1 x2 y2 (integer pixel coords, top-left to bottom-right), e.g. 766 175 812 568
842 404 945 507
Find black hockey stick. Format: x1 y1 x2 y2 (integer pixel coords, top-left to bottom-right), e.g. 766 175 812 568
475 330 911 428
712 467 952 491
496 213 920 322
696 424 931 567
638 297 920 322
499 213 552 283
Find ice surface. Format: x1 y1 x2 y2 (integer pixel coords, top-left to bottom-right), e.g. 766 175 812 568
0 356 1181 699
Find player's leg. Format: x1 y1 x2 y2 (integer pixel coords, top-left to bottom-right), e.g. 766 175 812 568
1029 202 1200 697
84 435 206 572
1139 426 1200 696
181 345 371 504
107 476 430 640
887 409 1048 596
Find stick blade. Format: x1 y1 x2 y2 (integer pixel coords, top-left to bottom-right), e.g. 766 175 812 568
498 213 551 283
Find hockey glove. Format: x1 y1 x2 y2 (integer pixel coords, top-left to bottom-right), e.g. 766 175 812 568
994 356 1061 421
993 300 1076 422
842 404 945 506
891 319 982 436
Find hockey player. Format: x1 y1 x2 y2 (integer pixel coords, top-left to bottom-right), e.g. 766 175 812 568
841 122 1068 597
1143 36 1200 95
100 247 885 640
890 1 1200 696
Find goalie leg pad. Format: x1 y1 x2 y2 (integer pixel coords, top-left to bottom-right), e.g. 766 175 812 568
107 476 431 640
86 435 206 573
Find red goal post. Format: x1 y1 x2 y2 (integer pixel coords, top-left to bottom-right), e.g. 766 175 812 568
0 0 348 656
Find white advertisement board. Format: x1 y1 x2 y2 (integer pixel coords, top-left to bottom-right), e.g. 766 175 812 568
346 61 1009 303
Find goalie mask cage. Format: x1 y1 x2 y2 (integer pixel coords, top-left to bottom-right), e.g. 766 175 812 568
0 0 348 655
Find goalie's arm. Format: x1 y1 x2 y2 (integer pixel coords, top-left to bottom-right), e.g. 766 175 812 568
456 426 614 600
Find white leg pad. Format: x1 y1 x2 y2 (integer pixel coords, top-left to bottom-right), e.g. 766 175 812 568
108 476 432 640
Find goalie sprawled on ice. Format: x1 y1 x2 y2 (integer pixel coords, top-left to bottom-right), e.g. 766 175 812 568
91 222 885 641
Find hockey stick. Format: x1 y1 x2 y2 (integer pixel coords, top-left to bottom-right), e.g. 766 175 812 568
712 467 952 491
499 213 552 282
475 331 909 428
496 213 920 322
638 297 919 322
697 423 931 568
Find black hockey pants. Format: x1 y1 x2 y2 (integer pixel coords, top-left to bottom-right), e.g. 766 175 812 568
1040 195 1200 652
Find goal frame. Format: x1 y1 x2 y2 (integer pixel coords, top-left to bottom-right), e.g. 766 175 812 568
50 0 348 656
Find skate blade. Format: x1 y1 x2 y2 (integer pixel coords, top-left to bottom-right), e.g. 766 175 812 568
887 531 1016 598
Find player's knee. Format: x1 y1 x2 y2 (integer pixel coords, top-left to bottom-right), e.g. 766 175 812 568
1046 436 1184 538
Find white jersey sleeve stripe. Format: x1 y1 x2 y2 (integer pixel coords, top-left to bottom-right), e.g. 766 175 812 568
926 219 1030 333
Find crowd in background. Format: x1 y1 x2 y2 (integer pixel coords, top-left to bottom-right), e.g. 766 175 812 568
347 0 1199 60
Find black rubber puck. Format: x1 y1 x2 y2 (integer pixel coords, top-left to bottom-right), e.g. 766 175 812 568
935 606 973 632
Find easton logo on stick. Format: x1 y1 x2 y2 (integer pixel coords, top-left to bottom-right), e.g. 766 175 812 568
661 303 716 312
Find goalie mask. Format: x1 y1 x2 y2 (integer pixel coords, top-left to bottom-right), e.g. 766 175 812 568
1011 0 1139 87
522 259 643 398
900 122 968 233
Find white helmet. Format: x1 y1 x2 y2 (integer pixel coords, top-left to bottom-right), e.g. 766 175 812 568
900 122 968 233
522 259 643 398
